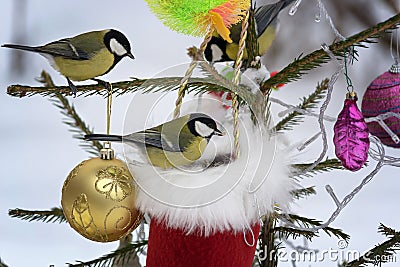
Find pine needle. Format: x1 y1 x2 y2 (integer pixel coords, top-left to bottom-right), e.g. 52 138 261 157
274 79 329 132
292 158 344 178
7 77 223 98
378 223 397 237
261 13 400 91
68 240 148 267
290 186 316 200
279 214 349 241
37 71 103 156
345 226 400 266
9 207 66 223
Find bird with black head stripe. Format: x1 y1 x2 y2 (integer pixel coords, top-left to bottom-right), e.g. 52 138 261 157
85 113 224 169
3 29 134 95
204 0 295 63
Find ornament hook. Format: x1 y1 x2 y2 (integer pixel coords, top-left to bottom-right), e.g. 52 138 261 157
343 46 355 94
390 28 400 73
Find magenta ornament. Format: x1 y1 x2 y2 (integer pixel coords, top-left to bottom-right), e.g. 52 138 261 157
333 92 370 171
361 66 400 148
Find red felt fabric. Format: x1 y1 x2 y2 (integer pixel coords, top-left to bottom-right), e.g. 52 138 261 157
146 220 260 267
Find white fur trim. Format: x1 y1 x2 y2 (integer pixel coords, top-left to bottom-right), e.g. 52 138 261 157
127 113 295 236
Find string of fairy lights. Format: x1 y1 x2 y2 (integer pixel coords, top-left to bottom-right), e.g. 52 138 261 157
273 0 400 235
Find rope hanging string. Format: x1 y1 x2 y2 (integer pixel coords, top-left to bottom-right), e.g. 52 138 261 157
99 83 114 158
105 84 113 149
173 28 214 119
106 84 113 136
232 9 250 159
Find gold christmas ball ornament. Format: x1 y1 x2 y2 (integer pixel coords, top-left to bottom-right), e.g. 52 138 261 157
61 145 142 242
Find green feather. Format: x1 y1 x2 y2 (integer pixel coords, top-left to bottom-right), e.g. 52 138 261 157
145 0 231 36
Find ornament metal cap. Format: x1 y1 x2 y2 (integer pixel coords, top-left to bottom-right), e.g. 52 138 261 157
346 91 358 101
100 142 114 160
389 63 400 74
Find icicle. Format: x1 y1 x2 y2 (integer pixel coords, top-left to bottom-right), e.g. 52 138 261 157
297 132 322 151
289 0 302 16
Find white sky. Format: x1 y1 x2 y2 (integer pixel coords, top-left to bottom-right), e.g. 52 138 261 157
0 1 399 266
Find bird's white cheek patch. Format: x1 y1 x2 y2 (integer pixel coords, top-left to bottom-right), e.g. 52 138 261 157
211 44 224 61
110 38 127 56
210 44 223 62
195 121 214 137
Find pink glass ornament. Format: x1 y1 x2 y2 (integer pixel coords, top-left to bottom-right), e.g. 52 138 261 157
361 66 400 148
333 92 370 171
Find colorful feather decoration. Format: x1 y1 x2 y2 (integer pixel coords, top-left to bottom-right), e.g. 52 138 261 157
333 92 370 171
144 0 250 42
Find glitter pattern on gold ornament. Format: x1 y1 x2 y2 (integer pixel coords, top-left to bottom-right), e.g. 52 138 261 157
61 157 142 242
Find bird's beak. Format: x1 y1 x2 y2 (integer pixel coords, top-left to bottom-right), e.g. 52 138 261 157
214 129 225 136
127 52 135 60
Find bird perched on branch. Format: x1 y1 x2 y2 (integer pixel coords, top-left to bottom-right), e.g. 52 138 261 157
2 29 134 95
204 0 295 63
85 113 224 169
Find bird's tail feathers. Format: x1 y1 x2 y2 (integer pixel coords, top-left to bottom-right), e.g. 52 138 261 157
2 44 39 53
84 134 123 142
281 0 297 10
255 0 296 36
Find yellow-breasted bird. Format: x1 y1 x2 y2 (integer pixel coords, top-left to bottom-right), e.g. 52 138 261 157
85 113 224 169
2 29 134 95
204 0 295 63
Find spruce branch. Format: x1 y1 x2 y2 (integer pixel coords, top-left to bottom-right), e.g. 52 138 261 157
68 240 148 267
345 226 400 267
274 79 329 132
37 71 103 156
292 158 343 177
9 208 66 223
7 76 224 98
7 78 145 98
6 14 400 98
279 214 350 241
379 223 397 237
50 95 103 156
261 12 400 92
274 226 318 240
290 186 316 200
245 7 261 69
260 214 279 267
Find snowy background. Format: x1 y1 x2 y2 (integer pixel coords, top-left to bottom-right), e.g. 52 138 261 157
0 0 399 266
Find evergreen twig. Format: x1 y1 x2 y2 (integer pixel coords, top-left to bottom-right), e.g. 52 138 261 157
345 226 400 267
7 77 224 98
261 12 400 92
50 94 103 156
290 186 316 200
292 158 344 178
68 240 148 267
245 6 261 69
260 214 278 267
8 208 66 223
279 214 350 241
37 71 103 156
273 79 329 132
274 226 318 240
378 223 397 237
7 14 400 98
